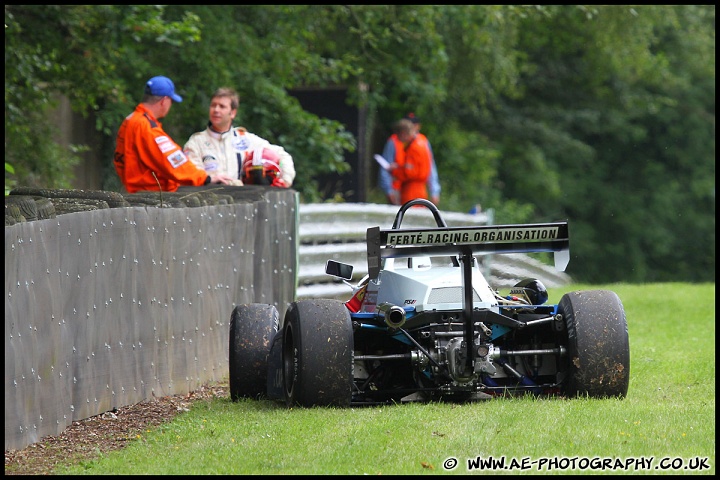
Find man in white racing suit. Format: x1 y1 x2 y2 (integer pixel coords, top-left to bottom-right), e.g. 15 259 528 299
183 87 295 187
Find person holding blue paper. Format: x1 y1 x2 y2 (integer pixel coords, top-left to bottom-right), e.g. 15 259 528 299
377 113 440 205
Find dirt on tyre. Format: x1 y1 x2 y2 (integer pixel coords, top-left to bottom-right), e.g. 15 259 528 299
559 290 630 398
282 299 353 407
229 304 279 401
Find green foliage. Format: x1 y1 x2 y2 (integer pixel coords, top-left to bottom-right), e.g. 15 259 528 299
5 162 16 196
4 5 202 189
4 5 714 283
52 283 715 475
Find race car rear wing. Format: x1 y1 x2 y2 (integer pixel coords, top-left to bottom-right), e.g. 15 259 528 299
366 221 570 280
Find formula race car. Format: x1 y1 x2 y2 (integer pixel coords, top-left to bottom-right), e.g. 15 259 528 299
228 199 629 407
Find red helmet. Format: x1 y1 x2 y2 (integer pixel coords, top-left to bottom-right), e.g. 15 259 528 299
241 148 281 185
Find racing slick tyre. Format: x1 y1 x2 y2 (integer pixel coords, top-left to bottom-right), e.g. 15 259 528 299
559 290 630 398
229 303 280 401
282 299 353 407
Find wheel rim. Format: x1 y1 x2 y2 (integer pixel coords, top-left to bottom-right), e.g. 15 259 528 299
282 323 297 401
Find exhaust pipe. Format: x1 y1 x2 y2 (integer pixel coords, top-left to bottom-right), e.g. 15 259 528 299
377 302 406 329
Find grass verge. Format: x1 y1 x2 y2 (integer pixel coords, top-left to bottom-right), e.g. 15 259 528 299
53 283 717 475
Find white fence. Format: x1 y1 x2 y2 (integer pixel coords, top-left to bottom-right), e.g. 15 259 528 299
296 203 571 299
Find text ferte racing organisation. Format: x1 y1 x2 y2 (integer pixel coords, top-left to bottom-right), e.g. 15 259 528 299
385 226 560 247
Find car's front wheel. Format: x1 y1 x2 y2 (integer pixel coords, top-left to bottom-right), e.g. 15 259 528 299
282 299 353 407
559 290 630 398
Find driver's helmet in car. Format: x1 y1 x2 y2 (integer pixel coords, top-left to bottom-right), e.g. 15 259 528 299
512 278 549 305
241 148 282 186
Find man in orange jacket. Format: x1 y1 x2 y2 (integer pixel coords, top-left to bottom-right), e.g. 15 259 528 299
379 113 440 206
114 76 233 193
388 118 432 205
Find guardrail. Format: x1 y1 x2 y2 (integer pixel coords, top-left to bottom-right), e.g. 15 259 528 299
296 203 571 299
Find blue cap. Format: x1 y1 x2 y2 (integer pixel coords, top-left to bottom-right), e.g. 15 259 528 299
145 76 183 102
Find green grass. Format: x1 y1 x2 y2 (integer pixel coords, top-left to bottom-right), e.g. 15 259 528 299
60 283 715 475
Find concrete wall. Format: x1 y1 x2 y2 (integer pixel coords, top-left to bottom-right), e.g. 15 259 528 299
5 188 298 451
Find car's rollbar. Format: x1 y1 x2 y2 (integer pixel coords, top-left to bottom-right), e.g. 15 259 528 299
366 221 570 280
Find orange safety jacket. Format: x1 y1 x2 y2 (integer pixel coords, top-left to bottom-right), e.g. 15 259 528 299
390 134 432 204
114 104 209 193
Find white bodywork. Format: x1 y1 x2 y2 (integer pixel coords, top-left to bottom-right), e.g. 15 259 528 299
358 256 498 314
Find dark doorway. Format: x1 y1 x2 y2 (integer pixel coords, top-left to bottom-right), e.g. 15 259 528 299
288 87 367 202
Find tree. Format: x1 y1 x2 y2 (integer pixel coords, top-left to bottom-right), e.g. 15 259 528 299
5 5 203 188
4 5 714 283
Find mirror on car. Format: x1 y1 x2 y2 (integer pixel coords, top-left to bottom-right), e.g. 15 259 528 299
325 260 353 280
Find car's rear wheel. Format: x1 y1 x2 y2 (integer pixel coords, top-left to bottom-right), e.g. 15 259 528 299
559 290 630 398
282 299 353 407
229 303 279 401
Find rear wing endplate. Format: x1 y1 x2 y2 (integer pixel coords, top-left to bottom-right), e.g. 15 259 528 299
366 221 570 280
